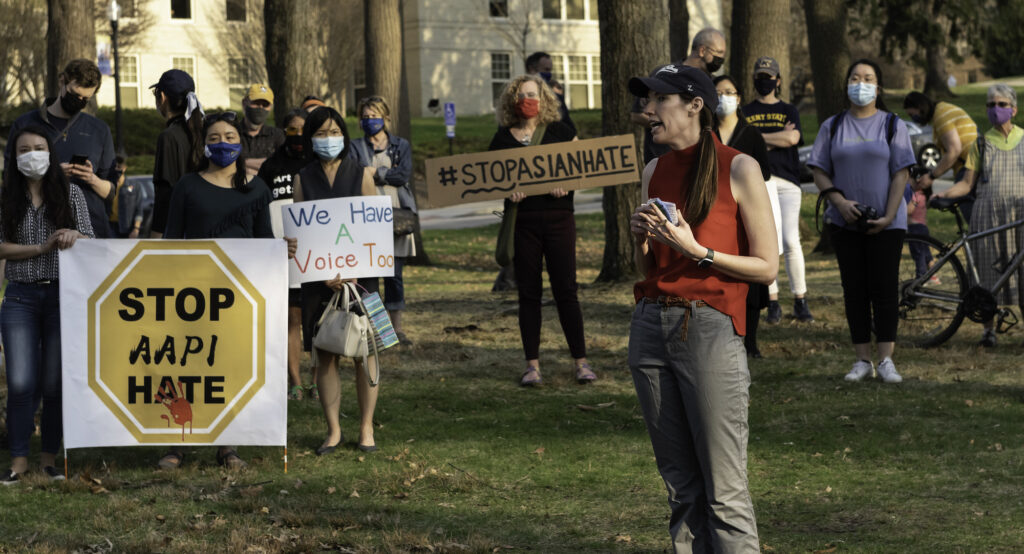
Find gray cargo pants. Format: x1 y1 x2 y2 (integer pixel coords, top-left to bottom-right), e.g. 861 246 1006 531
628 299 759 554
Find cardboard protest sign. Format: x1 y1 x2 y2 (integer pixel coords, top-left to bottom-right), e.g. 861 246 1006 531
60 239 287 447
424 134 640 207
282 196 396 285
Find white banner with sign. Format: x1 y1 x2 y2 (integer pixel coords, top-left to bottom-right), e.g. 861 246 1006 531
59 239 288 448
282 196 396 285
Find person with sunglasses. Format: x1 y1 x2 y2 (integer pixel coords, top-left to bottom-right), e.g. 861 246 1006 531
935 83 1024 347
4 59 116 239
149 69 205 238
158 111 297 470
258 108 310 399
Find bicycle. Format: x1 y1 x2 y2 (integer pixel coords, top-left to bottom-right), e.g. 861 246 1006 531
897 195 1024 347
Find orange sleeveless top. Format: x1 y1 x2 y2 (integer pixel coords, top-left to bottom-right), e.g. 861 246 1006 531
633 136 750 335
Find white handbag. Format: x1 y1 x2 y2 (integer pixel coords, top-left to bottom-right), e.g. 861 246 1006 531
313 282 369 358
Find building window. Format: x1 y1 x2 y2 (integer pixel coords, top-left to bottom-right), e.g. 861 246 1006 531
489 0 508 17
229 58 250 108
171 56 195 77
226 0 246 21
119 0 138 18
119 55 140 109
551 54 601 109
170 0 191 19
491 52 511 106
543 0 595 20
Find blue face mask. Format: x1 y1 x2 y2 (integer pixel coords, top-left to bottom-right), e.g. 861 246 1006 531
360 118 385 136
313 136 345 160
847 82 877 107
204 142 242 167
539 71 553 83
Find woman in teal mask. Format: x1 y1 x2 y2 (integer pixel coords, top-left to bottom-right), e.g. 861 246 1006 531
350 96 416 346
293 107 381 456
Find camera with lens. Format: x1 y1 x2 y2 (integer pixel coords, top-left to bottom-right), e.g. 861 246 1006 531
909 164 929 179
853 203 879 231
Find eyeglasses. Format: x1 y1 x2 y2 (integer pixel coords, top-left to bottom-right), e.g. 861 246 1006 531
718 90 739 97
986 101 1012 108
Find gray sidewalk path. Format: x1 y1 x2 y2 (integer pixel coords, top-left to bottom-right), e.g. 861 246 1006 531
419 180 955 231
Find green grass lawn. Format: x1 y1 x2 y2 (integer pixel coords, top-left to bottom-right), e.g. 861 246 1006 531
1 197 1022 552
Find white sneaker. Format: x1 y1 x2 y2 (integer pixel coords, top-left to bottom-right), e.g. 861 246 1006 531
845 360 873 382
876 357 903 383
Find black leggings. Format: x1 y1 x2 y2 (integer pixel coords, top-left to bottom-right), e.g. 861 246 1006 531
829 225 905 344
513 209 586 360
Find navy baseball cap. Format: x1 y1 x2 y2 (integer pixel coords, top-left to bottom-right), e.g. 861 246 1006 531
754 56 780 78
629 63 719 113
150 69 195 97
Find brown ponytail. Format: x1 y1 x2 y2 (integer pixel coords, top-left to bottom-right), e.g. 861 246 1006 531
683 106 718 227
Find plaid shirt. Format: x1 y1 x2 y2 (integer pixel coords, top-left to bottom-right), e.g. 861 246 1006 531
0 184 94 283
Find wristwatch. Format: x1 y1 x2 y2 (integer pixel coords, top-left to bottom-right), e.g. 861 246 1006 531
696 247 715 269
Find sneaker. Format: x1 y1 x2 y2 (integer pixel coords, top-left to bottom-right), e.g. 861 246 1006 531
876 357 903 383
844 360 873 382
1 469 21 486
979 329 997 348
765 301 782 324
42 466 65 481
793 298 814 322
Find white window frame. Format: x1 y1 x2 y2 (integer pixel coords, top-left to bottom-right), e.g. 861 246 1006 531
169 0 194 22
491 51 512 107
542 0 594 21
170 55 196 78
552 53 601 109
118 54 141 109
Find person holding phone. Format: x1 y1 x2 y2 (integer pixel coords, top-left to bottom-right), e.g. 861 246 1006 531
4 60 116 238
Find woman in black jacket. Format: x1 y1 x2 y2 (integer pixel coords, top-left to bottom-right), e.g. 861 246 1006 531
713 75 773 358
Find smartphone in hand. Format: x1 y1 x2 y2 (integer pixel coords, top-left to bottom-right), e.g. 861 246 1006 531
646 197 678 225
69 154 89 166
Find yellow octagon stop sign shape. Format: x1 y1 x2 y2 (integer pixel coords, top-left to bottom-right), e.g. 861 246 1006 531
87 241 266 443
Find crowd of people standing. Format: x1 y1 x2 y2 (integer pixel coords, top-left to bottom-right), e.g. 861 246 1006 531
1 29 1021 554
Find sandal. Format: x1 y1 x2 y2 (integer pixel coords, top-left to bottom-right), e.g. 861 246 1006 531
575 363 597 384
289 385 304 401
157 451 184 471
308 384 320 401
216 448 248 470
520 366 542 387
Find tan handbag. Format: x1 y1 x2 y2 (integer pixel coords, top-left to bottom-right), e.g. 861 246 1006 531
312 282 369 358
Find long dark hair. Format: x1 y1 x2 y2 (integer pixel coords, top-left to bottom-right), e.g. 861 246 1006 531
303 106 352 161
1 126 77 242
674 93 719 228
712 75 746 119
197 112 249 191
846 58 888 112
156 87 205 170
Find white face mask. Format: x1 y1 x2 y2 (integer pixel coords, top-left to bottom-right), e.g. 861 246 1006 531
16 151 50 180
716 95 738 116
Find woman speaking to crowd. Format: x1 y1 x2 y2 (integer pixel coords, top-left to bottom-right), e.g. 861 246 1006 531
627 64 777 552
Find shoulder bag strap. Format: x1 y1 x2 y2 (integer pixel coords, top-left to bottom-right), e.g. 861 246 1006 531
530 124 548 146
349 282 381 386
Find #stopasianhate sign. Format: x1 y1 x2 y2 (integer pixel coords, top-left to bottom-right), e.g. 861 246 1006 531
282 196 396 285
424 134 640 207
59 239 287 447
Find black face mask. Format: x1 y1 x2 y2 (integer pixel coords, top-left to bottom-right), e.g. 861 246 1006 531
706 55 725 74
910 113 928 125
245 105 270 126
753 77 778 97
60 88 88 115
285 134 304 156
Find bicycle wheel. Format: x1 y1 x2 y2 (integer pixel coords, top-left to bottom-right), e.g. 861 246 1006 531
897 233 968 347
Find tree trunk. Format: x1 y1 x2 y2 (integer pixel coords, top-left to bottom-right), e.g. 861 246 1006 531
46 0 95 99
730 0 790 102
365 0 402 130
264 0 320 127
805 0 851 255
805 0 851 125
668 0 689 62
922 41 954 99
595 0 669 283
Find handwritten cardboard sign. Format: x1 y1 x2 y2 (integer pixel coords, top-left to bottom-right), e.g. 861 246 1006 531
282 196 395 284
424 134 640 207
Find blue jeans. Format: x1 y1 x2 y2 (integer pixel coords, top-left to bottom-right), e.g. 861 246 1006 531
1 282 63 458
